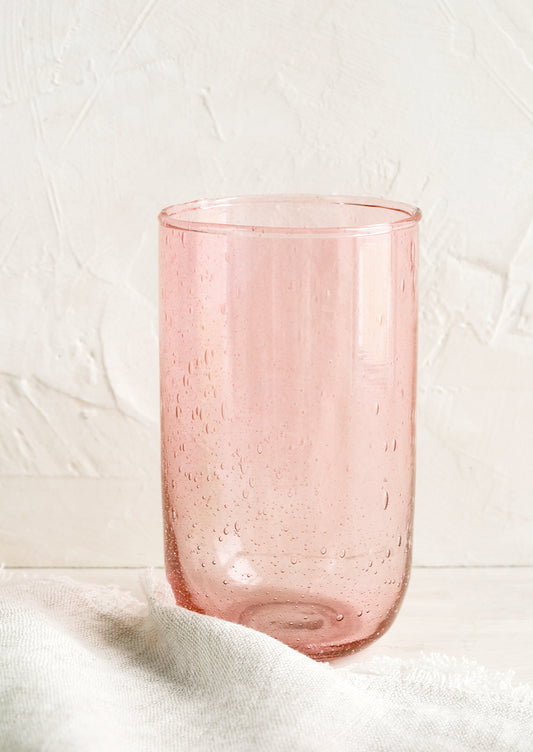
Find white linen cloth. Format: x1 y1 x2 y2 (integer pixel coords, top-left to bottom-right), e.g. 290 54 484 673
0 570 531 751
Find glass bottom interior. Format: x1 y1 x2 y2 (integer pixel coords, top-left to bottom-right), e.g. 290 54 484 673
238 599 364 659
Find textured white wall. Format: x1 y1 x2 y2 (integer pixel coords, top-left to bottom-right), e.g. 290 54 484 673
1 0 532 567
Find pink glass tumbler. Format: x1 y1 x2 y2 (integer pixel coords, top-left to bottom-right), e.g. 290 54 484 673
159 195 420 660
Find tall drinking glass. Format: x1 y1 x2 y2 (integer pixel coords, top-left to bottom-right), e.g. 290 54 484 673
159 195 420 659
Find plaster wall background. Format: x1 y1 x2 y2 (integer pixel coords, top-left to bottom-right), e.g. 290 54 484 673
1 0 532 567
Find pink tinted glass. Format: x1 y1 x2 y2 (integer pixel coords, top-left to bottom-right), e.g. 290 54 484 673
159 195 420 659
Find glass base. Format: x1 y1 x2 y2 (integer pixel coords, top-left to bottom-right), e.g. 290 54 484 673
166 562 407 660
233 597 394 660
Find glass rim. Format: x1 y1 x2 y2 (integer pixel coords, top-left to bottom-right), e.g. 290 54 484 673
158 194 422 237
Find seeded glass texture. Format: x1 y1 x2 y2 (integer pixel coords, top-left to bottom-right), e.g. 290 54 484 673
159 196 420 659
